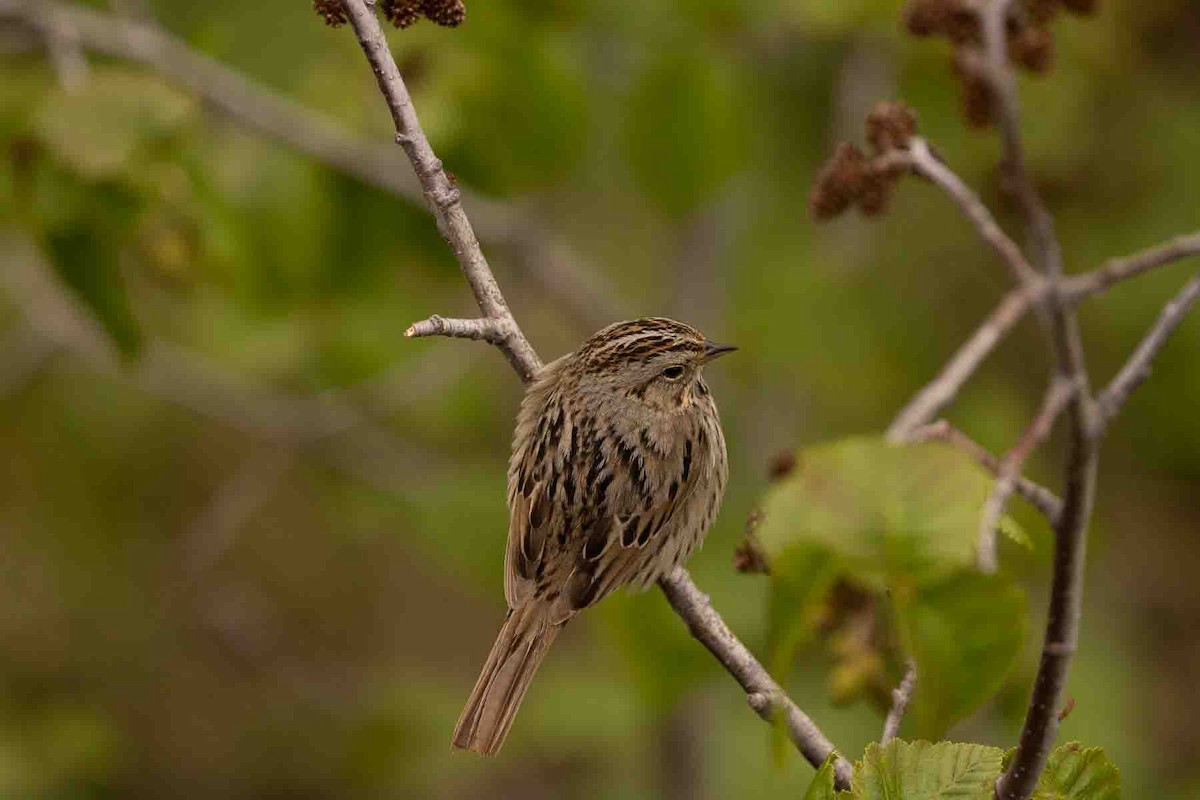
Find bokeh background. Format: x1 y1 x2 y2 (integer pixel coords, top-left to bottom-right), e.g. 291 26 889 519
1 0 1198 797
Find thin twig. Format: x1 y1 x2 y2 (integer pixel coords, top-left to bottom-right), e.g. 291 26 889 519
896 139 1039 287
1064 232 1200 303
1096 274 1200 429
886 286 1037 441
0 0 621 332
976 376 1076 573
908 420 1063 525
880 660 917 745
661 569 853 789
980 5 1099 797
334 0 850 780
339 0 540 383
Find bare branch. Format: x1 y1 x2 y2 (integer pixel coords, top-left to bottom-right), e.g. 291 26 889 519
908 420 1063 525
887 286 1037 441
1064 232 1200 303
979 5 1100 797
1096 274 1200 429
334 0 849 778
662 570 853 789
897 138 1039 287
881 660 917 745
0 0 622 332
339 0 541 383
405 315 506 344
976 376 1076 573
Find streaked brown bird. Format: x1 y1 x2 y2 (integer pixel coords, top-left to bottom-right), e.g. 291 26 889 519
452 317 734 754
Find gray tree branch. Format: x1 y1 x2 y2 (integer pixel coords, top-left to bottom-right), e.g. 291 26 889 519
1064 232 1200 303
1096 274 1200 428
979 4 1099 797
976 375 1076 573
335 0 851 786
886 286 1037 441
908 420 1064 525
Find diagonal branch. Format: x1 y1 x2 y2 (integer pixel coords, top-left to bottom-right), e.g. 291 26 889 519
1064 232 1200 303
880 659 917 745
890 138 1039 287
1095 274 1200 429
980 4 1099 798
908 420 1063 528
339 0 540 383
334 0 850 785
661 570 853 787
886 286 1037 441
976 375 1076 573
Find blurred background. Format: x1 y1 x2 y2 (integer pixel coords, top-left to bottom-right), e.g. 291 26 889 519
0 0 1198 797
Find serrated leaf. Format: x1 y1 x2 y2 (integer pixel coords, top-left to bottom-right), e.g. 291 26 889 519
33 67 194 179
855 740 1004 799
756 437 998 585
894 571 1026 737
804 753 840 800
1032 743 1120 800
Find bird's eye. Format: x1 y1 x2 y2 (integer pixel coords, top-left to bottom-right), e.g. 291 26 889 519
661 365 686 381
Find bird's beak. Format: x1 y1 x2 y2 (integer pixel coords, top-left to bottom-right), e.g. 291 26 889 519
702 341 738 362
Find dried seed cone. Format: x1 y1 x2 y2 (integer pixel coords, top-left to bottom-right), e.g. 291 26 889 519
313 0 347 27
903 0 950 36
382 0 422 28
1010 26 1056 74
1061 0 1099 15
960 74 995 128
423 0 467 27
856 169 894 217
810 143 867 221
866 101 918 154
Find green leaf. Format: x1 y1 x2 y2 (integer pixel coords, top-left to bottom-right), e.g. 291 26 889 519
44 194 144 358
767 543 842 675
804 753 841 800
33 67 194 179
854 740 1004 799
1032 743 1120 800
894 571 1027 738
756 437 999 585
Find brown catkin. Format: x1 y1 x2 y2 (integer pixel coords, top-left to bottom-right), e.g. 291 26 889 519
856 169 894 217
809 143 867 221
422 0 467 27
1061 0 1098 15
313 0 347 26
381 0 423 28
1010 26 1056 74
960 74 995 128
903 0 950 37
865 101 918 154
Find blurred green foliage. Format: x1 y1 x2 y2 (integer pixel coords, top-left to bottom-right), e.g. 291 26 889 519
0 0 1198 798
757 439 1027 737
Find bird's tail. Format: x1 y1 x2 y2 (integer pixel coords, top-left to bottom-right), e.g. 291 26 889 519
452 602 561 755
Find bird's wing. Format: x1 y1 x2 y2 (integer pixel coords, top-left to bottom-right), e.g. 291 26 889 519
505 401 707 621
